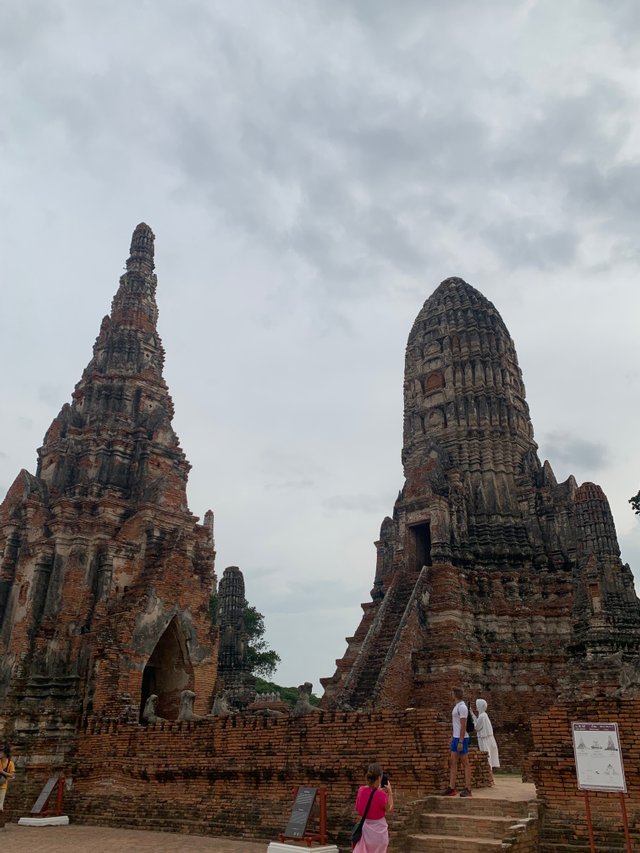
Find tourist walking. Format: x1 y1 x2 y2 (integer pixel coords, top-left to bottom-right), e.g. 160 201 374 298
441 687 472 797
0 746 15 816
352 762 393 852
472 698 500 783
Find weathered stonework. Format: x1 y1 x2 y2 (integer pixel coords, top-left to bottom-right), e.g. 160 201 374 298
321 277 640 764
215 564 257 708
0 225 218 760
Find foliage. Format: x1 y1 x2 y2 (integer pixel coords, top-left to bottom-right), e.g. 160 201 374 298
630 491 640 516
244 605 281 678
255 677 321 709
209 593 281 679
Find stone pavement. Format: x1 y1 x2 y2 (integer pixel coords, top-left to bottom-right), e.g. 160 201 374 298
1 823 268 852
471 773 536 801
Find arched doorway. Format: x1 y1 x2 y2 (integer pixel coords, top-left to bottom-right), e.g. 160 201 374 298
140 616 194 721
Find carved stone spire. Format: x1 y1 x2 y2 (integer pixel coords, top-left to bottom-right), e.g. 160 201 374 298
400 276 538 566
0 223 217 754
323 275 640 761
403 277 535 474
35 224 189 507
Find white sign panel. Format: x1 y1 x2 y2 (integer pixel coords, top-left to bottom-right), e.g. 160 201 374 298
572 722 627 793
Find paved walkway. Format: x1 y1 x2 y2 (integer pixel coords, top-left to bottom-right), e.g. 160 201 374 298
1 823 269 852
471 773 536 801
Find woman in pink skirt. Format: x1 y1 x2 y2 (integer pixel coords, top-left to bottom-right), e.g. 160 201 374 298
353 763 394 853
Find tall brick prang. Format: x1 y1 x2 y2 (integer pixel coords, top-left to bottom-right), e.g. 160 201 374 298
322 277 640 764
0 224 218 760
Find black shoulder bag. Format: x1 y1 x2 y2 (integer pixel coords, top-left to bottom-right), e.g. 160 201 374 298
351 786 377 848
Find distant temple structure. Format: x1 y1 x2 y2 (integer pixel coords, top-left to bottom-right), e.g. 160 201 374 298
321 277 640 761
0 224 217 757
216 565 256 707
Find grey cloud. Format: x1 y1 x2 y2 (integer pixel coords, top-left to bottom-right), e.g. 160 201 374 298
260 578 367 614
542 431 610 472
323 494 388 513
481 219 578 270
38 384 65 407
8 0 637 294
265 479 315 491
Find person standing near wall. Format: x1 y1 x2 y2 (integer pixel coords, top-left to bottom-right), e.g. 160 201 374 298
0 746 15 819
353 762 394 852
441 687 472 797
472 698 500 784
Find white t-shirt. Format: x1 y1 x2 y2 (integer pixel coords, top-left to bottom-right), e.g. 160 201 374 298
452 700 469 739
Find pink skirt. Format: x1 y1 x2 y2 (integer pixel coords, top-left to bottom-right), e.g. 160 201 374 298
353 817 388 853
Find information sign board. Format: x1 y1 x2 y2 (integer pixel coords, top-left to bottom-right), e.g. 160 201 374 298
572 722 626 793
283 786 317 839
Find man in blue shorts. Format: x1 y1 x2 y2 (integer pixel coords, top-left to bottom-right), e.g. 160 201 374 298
441 687 472 797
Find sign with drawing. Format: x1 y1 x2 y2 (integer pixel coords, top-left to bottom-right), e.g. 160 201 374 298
572 722 626 793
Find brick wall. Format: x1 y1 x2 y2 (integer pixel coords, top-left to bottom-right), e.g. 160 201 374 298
6 709 490 848
530 697 640 851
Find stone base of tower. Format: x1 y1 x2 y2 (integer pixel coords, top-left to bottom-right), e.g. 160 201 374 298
322 558 585 769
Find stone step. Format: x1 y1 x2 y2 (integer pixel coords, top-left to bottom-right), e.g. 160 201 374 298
421 811 517 838
539 846 627 853
423 794 532 818
408 833 503 853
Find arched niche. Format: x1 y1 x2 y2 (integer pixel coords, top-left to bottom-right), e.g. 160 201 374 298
140 616 194 721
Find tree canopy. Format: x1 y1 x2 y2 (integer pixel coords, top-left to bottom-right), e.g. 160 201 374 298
244 604 281 678
630 491 640 516
210 593 281 679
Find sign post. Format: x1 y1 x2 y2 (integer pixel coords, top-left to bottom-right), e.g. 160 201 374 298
276 785 331 848
571 722 632 853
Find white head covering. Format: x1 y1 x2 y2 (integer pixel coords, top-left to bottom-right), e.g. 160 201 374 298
475 698 488 714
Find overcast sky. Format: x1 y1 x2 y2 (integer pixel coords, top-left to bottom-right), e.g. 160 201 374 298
1 0 639 691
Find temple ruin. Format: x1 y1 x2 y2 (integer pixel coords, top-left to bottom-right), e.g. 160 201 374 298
321 277 640 764
0 238 638 848
0 224 218 757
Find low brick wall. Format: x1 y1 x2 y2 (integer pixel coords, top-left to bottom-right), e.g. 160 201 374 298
36 708 490 849
531 697 640 852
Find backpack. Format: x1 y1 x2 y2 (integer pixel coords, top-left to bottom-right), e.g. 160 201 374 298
465 703 475 734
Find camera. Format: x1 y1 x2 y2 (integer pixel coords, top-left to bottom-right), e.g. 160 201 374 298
381 773 389 788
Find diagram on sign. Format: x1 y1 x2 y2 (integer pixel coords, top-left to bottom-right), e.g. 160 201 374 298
571 722 626 793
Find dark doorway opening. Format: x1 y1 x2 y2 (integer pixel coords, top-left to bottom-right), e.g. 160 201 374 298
139 616 194 722
410 522 432 571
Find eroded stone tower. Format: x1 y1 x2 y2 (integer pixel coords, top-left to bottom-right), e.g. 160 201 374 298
0 224 217 754
322 277 640 763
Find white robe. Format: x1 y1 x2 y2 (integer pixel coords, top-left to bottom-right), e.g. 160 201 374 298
472 699 500 768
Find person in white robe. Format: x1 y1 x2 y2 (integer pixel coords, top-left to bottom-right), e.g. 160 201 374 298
472 698 500 783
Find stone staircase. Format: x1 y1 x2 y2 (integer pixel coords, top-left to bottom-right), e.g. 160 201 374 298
346 573 418 708
406 794 539 852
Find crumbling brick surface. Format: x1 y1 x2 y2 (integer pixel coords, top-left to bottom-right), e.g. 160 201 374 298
2 709 490 847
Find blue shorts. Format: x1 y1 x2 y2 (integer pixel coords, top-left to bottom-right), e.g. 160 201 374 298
450 737 469 754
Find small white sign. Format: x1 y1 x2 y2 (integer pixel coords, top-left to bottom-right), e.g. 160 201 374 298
572 722 626 793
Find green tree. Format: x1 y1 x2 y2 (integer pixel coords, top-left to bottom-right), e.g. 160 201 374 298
254 677 321 709
244 604 281 678
209 593 281 679
630 491 640 516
